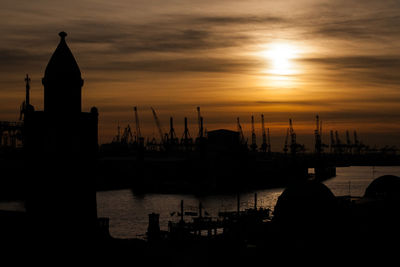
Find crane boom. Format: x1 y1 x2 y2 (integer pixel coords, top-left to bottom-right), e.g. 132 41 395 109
315 115 322 154
237 117 245 144
151 107 165 143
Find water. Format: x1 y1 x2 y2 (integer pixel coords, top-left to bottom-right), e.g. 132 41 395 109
2 166 400 239
97 165 400 239
96 188 283 239
323 166 400 197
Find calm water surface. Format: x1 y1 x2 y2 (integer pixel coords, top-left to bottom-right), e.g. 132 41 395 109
1 166 399 239
97 166 400 239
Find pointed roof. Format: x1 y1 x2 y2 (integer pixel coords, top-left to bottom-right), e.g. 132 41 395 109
44 32 81 80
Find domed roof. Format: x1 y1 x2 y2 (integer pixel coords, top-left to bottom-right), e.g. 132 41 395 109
364 175 400 200
44 32 81 81
273 180 337 227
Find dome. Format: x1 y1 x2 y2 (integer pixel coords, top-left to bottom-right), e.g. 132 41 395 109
364 175 400 201
273 180 338 228
43 32 82 83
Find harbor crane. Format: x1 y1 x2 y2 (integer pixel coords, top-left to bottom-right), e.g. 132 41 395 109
121 124 134 144
335 131 343 154
151 107 165 145
261 114 267 153
168 117 179 145
314 115 324 154
289 119 304 155
181 117 193 150
197 106 204 138
283 128 289 154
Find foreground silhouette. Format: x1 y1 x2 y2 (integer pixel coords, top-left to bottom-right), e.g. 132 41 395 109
0 32 399 266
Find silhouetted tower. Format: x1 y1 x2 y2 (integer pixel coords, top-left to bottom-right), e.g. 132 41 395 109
43 32 83 116
24 32 99 246
20 74 31 121
250 115 257 151
25 74 30 107
260 114 267 153
267 128 271 154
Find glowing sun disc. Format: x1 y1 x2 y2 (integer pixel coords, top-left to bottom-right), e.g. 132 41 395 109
261 43 299 75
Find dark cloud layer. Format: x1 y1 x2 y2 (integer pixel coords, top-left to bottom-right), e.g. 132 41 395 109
1 1 400 144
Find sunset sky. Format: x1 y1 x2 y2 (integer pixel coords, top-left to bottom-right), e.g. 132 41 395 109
1 0 400 150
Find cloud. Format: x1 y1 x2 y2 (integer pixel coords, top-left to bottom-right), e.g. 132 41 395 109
191 14 287 25
300 55 400 87
89 57 261 73
0 48 47 71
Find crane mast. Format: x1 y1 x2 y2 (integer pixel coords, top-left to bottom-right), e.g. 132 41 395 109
261 114 267 153
181 117 192 150
250 115 257 151
346 130 352 154
315 115 322 154
20 74 31 120
283 128 289 154
289 119 296 155
197 106 203 138
134 106 142 141
169 117 178 145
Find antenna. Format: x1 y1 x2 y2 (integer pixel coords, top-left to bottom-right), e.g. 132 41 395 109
25 74 31 106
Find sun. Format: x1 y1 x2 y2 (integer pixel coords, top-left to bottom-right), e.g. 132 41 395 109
261 43 299 76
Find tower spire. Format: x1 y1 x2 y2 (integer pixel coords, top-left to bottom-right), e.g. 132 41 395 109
25 74 31 106
42 31 83 115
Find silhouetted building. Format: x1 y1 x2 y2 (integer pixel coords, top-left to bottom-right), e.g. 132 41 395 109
207 129 241 153
24 32 99 249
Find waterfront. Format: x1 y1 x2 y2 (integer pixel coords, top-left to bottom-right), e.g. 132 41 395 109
96 165 400 239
